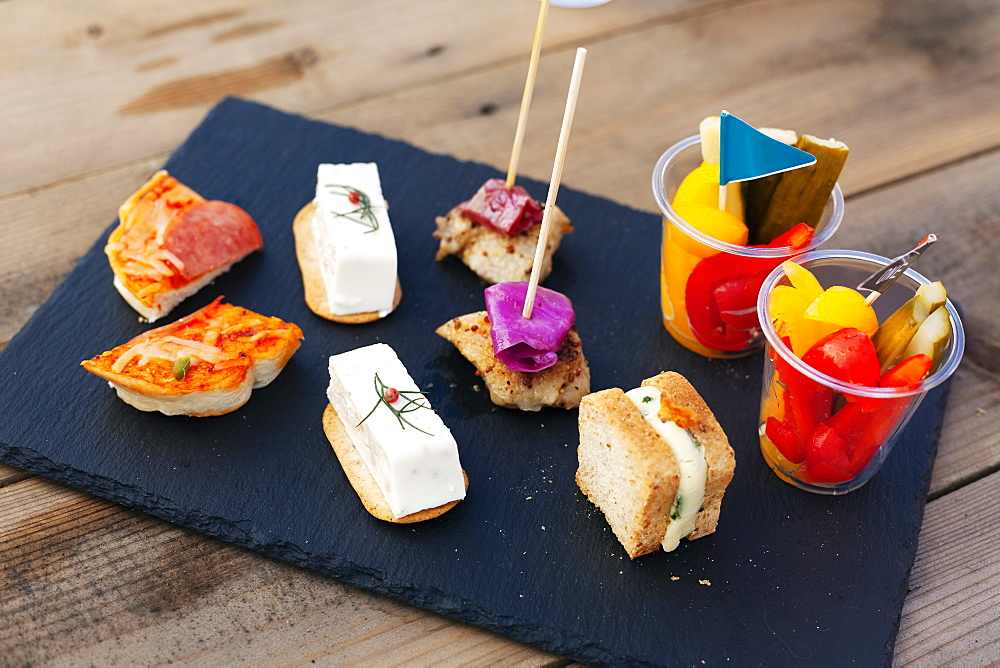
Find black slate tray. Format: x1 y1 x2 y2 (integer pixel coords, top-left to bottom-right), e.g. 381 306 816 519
0 98 948 665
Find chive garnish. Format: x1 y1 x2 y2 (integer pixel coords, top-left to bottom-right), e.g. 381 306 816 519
324 184 379 233
670 494 683 521
357 373 434 435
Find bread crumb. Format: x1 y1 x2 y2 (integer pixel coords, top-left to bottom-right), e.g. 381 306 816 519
699 579 711 586
671 576 680 581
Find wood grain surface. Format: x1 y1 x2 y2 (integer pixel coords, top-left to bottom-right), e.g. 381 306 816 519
1 0 998 664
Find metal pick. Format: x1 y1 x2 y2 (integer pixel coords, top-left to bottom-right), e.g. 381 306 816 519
857 234 938 306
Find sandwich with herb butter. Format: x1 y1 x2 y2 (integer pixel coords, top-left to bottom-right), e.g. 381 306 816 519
576 371 735 558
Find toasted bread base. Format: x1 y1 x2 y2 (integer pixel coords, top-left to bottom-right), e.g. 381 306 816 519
113 268 232 324
322 404 467 523
576 372 735 558
293 201 401 324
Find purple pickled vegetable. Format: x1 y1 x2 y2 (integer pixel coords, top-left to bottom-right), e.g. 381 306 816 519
484 282 575 373
458 178 543 236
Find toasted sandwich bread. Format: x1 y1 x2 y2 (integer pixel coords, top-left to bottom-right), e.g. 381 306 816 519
81 298 302 417
576 372 735 558
433 203 572 284
435 311 590 411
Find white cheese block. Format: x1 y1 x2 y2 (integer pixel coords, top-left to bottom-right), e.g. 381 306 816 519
314 163 397 316
327 343 465 518
625 386 707 552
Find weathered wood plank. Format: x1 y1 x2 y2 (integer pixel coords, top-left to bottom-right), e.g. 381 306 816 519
0 477 558 666
312 0 1000 207
0 463 30 488
0 0 705 199
1 1 998 664
894 470 1000 666
0 156 164 345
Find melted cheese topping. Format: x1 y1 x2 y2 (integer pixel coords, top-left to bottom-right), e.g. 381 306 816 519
106 171 205 304
83 299 303 393
625 386 707 552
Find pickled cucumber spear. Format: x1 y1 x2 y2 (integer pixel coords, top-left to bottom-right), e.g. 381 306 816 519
872 281 947 371
743 126 798 241
753 134 849 244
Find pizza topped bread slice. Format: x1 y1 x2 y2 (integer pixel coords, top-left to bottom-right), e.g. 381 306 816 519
81 297 303 417
106 171 264 322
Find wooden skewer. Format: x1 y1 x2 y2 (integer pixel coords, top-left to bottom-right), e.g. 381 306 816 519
522 47 587 319
505 0 551 188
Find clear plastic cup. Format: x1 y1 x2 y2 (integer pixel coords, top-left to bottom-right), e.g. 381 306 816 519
756 250 965 494
652 136 844 358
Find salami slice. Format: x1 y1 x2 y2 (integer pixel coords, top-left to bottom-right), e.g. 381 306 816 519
162 201 264 279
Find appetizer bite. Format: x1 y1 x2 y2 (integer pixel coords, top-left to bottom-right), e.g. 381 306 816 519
576 372 735 559
324 343 467 522
433 179 573 284
761 260 952 486
106 171 264 322
294 163 401 323
658 114 847 357
436 282 590 411
81 297 303 417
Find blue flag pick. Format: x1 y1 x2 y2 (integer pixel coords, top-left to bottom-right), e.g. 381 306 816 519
718 110 816 186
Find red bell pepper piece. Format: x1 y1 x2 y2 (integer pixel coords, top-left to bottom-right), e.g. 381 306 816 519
766 416 805 464
713 270 771 330
833 354 933 475
773 349 834 444
801 424 853 483
800 462 855 484
684 224 816 350
881 354 933 388
800 328 881 410
685 255 753 351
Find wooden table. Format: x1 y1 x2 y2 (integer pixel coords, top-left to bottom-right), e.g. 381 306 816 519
2 1 998 663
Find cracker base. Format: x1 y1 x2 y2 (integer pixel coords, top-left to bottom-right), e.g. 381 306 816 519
322 404 467 523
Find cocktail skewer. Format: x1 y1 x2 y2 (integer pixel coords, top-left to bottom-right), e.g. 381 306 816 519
858 234 938 306
522 47 587 319
506 0 551 188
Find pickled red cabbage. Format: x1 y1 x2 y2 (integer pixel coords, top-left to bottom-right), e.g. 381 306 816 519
484 282 575 373
459 178 543 236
